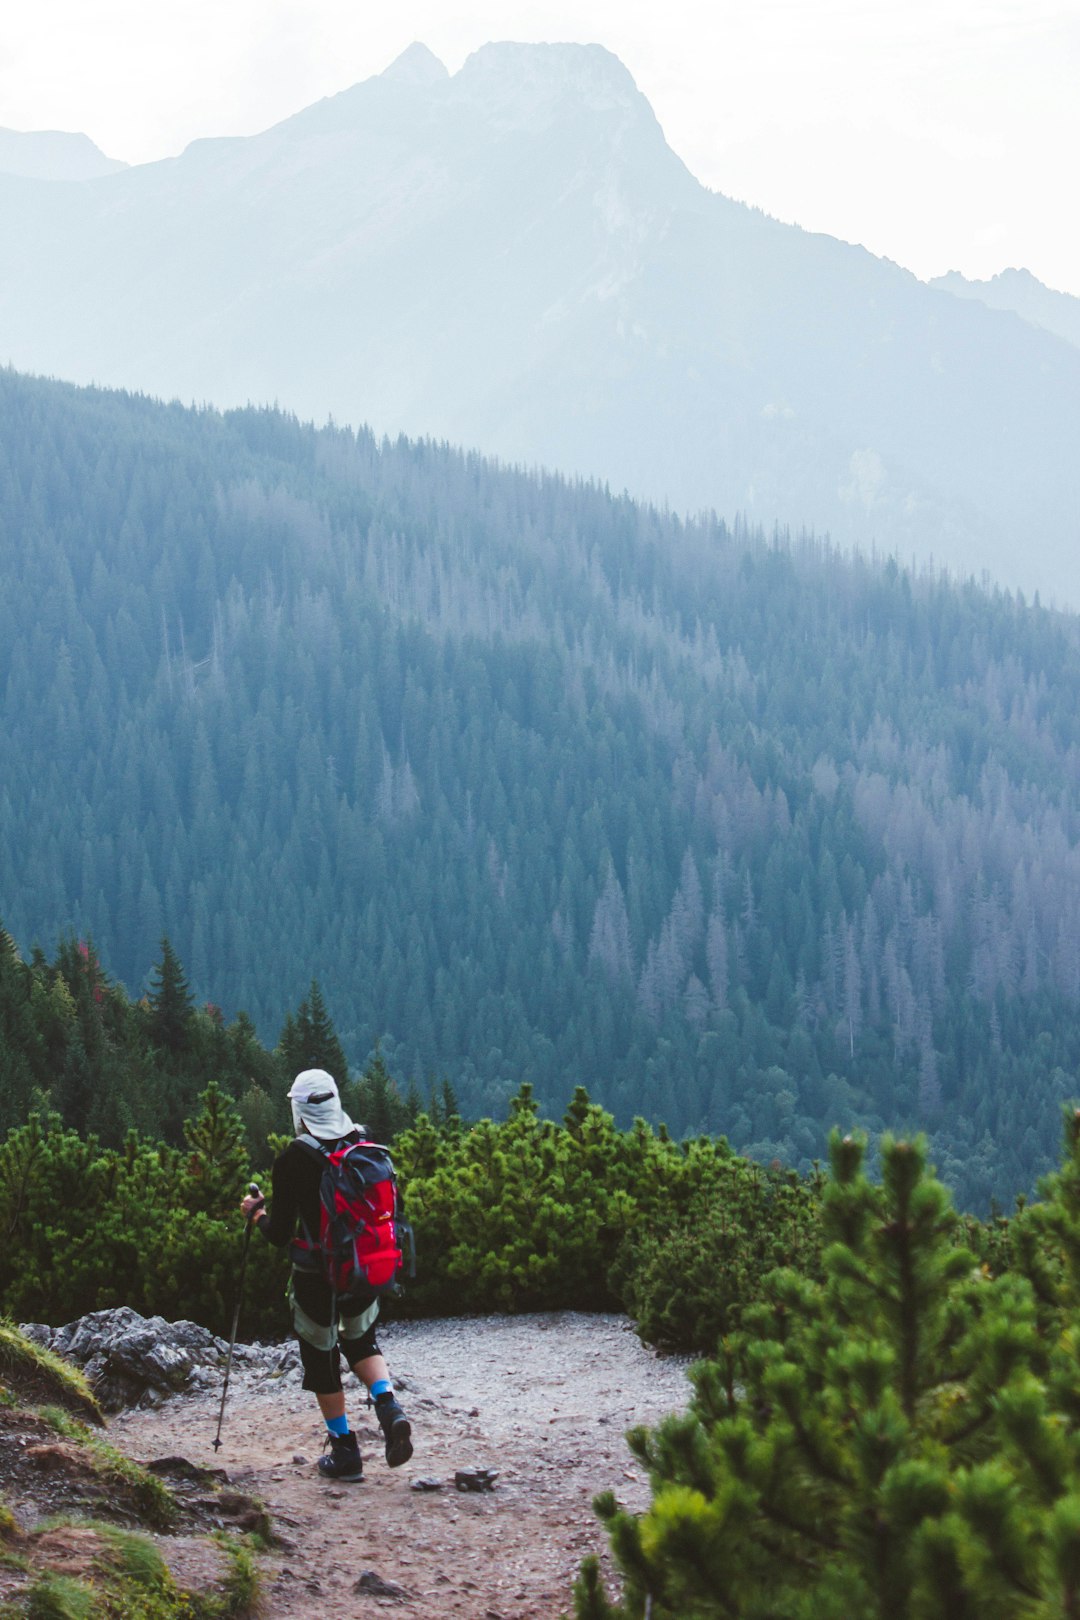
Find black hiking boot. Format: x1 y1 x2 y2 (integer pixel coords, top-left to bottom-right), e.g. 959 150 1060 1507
374 1393 413 1468
317 1430 363 1482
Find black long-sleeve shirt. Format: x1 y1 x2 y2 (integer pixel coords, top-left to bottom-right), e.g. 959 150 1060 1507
257 1131 360 1249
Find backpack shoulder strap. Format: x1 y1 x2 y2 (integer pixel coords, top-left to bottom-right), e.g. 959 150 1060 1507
294 1132 329 1159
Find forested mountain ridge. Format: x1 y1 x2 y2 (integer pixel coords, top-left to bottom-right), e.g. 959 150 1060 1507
3 42 1080 598
4 367 1080 1208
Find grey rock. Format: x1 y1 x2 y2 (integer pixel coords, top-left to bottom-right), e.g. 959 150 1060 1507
17 1324 52 1348
454 1467 499 1492
409 1476 444 1492
267 1348 300 1377
17 1306 287 1412
354 1570 413 1600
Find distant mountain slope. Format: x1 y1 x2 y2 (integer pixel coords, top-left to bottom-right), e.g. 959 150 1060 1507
932 267 1080 352
0 43 1077 601
5 368 1080 1209
0 127 126 180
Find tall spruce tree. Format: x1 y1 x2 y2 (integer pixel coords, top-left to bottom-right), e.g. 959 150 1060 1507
148 936 193 1054
278 980 348 1081
353 1043 406 1143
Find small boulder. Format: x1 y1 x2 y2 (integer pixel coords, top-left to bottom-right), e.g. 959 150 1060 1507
454 1467 499 1492
354 1570 412 1600
41 1309 223 1409
17 1308 292 1411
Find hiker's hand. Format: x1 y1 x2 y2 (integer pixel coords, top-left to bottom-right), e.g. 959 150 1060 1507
241 1192 265 1220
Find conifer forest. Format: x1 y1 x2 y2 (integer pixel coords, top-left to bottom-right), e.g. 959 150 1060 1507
4 367 1080 1210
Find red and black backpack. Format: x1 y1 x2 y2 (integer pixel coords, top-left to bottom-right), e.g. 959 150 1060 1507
290 1134 413 1298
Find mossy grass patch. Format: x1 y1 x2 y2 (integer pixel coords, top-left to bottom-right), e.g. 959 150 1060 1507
0 1517 261 1620
36 1412 177 1532
212 1533 261 1618
0 1326 101 1427
24 1573 97 1620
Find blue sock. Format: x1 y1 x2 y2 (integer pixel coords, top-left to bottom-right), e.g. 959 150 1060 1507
370 1379 392 1401
326 1413 350 1436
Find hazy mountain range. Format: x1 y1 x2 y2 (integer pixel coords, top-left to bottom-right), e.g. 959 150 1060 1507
0 127 126 181
1 42 1078 600
930 267 1080 353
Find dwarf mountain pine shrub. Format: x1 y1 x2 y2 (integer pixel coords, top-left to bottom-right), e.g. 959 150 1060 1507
578 1125 1080 1620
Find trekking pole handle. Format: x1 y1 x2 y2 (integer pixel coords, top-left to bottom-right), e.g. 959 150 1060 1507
244 1182 265 1220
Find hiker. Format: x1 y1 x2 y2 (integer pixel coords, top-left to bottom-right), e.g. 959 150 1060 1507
240 1067 413 1482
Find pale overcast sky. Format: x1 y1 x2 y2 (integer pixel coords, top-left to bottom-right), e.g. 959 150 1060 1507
3 0 1078 295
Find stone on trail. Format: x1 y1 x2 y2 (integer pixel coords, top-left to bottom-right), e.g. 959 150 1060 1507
354 1570 413 1600
454 1467 499 1492
409 1476 444 1491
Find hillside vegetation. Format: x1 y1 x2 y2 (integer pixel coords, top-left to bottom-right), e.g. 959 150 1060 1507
0 928 817 1350
576 1119 1080 1620
7 920 1080 1614
6 957 1080 1616
4 371 1080 1204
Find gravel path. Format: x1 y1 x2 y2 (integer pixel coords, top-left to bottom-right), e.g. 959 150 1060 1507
110 1312 692 1620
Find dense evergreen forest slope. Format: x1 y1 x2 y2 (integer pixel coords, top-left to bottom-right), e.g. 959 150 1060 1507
4 368 1080 1208
2 43 1080 597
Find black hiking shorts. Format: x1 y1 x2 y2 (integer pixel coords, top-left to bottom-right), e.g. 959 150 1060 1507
289 1270 381 1394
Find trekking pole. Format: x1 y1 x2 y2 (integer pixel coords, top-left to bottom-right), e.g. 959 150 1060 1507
212 1182 262 1452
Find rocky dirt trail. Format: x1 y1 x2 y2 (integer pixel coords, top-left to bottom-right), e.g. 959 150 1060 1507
109 1312 692 1620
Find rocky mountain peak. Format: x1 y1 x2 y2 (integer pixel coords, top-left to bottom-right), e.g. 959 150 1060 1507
453 41 646 125
380 41 449 87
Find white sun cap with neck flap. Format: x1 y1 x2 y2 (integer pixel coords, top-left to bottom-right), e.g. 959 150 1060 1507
287 1068 356 1140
